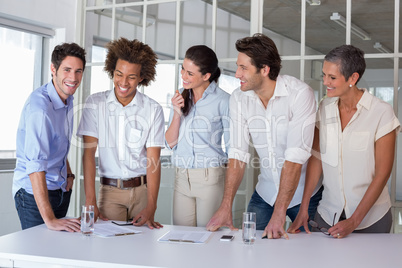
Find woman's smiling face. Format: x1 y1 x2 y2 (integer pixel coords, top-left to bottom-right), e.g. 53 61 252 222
322 60 351 98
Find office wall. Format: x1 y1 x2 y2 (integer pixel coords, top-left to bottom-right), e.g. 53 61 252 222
0 173 20 236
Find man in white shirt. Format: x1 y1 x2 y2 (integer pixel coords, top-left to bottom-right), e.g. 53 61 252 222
77 38 164 229
206 33 322 239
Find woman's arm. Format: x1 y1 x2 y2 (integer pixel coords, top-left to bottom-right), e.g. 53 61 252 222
165 90 184 148
288 127 323 234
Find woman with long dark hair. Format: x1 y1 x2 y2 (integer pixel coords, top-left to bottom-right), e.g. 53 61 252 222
165 45 230 227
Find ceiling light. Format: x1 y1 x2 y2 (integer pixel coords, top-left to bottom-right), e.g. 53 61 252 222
373 42 391 53
330 12 371 41
306 0 321 5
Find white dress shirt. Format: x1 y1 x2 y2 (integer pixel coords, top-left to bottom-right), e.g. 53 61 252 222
228 75 318 208
77 89 165 179
317 89 400 229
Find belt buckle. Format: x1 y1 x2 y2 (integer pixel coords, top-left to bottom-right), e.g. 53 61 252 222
117 179 129 190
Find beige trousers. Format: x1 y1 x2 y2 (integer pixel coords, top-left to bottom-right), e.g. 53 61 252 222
173 167 225 227
98 184 148 221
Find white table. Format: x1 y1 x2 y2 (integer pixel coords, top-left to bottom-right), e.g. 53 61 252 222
0 223 400 268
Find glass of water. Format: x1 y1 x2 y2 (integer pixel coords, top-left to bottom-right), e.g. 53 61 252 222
81 205 94 235
242 212 256 245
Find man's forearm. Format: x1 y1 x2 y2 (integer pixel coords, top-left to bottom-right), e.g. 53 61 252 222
82 136 99 204
29 171 56 223
221 159 247 207
83 153 97 204
273 161 302 215
146 148 162 212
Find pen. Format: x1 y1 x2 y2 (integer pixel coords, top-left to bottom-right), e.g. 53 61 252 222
115 233 136 236
168 239 195 243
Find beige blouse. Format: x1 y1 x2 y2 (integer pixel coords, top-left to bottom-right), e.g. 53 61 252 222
317 89 400 229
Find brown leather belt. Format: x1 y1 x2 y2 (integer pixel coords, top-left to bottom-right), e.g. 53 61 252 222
100 176 147 189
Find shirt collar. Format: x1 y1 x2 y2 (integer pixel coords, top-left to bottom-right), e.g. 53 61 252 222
204 81 217 96
47 80 73 110
330 88 371 110
325 88 370 119
356 88 372 110
272 75 289 99
243 75 288 99
106 88 144 108
197 81 217 100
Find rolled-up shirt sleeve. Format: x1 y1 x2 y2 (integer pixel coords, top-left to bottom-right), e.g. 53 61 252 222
25 110 50 175
228 91 251 163
222 97 231 156
284 87 316 164
375 105 401 141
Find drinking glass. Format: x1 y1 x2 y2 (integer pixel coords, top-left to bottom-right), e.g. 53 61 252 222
81 205 94 235
242 212 256 245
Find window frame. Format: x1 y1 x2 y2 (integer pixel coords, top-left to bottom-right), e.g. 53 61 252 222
0 23 51 170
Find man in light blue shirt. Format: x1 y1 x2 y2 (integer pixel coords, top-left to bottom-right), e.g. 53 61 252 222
13 43 86 231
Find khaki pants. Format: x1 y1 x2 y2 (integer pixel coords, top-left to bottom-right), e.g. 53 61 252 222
98 184 148 221
173 167 225 227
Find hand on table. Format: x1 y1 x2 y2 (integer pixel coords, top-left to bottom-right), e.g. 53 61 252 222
46 218 81 232
206 207 237 232
132 207 163 229
328 218 358 239
287 210 310 234
262 213 289 240
93 205 108 222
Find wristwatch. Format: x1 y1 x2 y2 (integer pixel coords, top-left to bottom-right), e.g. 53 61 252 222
67 174 76 180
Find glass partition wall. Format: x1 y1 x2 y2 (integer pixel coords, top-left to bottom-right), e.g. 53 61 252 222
77 0 401 231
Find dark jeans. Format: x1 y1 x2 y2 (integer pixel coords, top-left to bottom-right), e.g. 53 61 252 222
14 188 72 230
248 186 323 230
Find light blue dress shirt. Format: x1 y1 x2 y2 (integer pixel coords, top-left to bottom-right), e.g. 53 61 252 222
13 81 74 197
167 81 230 168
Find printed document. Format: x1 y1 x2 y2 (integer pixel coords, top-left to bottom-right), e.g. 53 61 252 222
94 221 141 237
158 230 212 243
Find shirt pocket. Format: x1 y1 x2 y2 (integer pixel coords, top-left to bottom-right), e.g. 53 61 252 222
127 128 143 150
348 131 370 151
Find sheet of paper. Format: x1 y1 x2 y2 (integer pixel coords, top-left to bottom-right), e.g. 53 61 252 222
158 230 212 244
94 221 141 237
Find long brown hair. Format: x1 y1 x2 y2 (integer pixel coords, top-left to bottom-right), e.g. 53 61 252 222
181 45 221 116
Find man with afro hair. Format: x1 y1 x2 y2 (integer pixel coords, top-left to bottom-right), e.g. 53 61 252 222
77 38 164 229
